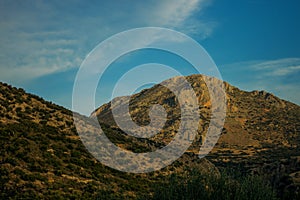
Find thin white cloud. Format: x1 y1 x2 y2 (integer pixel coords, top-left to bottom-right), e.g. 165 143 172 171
223 58 300 77
270 65 300 76
221 58 300 105
250 58 300 77
144 0 201 26
0 57 82 83
136 0 213 37
252 58 300 69
0 0 214 84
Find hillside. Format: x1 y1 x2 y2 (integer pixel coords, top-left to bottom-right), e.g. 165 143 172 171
0 81 217 199
0 74 300 199
94 74 300 197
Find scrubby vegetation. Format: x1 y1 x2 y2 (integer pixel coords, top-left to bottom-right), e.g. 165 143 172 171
147 170 279 200
1 76 300 199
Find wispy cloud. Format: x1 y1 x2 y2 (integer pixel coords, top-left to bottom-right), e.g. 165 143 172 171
270 65 300 76
0 0 214 84
139 0 212 31
251 58 300 77
221 58 300 105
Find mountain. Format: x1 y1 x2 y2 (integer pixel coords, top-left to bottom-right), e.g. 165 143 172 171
94 74 300 153
93 74 300 197
0 74 299 199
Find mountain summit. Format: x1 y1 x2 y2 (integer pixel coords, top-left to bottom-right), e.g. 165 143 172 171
94 74 299 151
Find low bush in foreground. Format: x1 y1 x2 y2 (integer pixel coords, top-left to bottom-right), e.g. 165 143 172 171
147 170 278 200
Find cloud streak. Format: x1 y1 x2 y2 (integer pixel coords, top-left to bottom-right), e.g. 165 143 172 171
251 58 300 77
221 58 300 105
0 0 213 84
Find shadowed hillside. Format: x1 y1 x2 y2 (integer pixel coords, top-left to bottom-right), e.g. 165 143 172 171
0 74 299 199
0 81 217 199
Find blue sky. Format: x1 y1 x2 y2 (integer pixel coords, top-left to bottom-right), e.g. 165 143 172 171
0 0 299 115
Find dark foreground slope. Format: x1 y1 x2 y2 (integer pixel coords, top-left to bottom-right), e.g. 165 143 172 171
0 81 216 199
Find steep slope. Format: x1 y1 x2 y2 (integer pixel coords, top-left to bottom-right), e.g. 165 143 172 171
94 74 300 152
94 74 300 196
0 81 217 199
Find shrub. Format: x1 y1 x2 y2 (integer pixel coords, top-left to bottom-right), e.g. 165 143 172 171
148 170 278 200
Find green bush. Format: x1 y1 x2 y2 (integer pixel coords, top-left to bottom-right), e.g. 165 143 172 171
148 170 278 200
